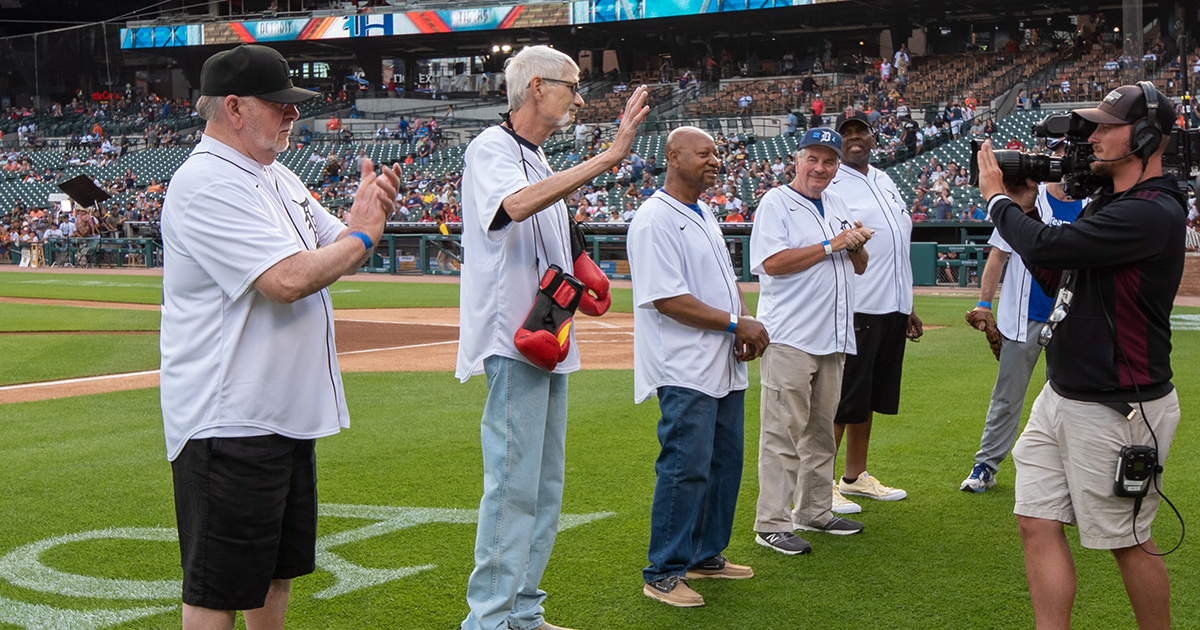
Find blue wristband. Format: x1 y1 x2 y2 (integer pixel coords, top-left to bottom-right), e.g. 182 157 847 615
349 231 374 251
726 313 739 334
977 300 992 309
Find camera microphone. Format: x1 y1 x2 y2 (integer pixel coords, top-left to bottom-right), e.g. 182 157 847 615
1089 148 1139 163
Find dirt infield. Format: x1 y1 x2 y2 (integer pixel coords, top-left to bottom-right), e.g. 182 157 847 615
0 305 634 404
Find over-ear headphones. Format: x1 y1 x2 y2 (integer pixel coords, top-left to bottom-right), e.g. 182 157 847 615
1131 80 1163 162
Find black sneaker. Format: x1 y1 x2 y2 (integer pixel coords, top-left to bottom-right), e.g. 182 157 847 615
795 516 863 536
755 531 812 555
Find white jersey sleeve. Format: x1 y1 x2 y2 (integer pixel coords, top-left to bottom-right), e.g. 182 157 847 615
463 131 533 242
749 190 791 275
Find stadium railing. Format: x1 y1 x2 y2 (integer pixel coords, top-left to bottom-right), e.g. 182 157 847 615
37 237 162 268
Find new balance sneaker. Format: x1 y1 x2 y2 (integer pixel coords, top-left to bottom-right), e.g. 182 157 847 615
685 554 754 579
839 471 907 501
643 575 704 607
755 531 812 555
960 462 997 493
795 516 864 536
832 481 862 514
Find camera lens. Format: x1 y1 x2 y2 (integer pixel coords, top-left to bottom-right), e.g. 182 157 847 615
994 150 1063 183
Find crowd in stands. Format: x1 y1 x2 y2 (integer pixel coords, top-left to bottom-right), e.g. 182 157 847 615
13 27 1200 263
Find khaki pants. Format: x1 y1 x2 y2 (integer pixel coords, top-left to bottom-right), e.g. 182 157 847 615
754 344 845 532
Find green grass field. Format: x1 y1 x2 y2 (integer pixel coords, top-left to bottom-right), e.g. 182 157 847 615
0 273 1196 629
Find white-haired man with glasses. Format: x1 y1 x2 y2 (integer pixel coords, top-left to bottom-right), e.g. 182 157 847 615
456 45 648 630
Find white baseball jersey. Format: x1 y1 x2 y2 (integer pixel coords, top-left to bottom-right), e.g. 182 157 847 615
829 164 913 315
627 190 748 403
160 135 350 461
456 125 578 381
989 183 1086 341
751 185 857 356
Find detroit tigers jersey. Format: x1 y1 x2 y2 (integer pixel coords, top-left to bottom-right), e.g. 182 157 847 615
829 164 913 315
160 135 350 461
456 125 578 381
751 185 857 356
627 191 748 403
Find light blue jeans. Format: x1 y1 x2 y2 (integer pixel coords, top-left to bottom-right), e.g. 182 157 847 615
462 355 568 630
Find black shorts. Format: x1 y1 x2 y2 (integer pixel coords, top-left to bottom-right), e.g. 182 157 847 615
171 435 317 611
835 312 909 424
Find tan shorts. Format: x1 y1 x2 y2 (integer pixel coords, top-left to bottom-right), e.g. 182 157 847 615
1012 382 1180 549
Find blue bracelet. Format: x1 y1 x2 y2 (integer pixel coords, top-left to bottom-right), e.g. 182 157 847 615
726 314 739 333
349 231 374 251
977 300 992 309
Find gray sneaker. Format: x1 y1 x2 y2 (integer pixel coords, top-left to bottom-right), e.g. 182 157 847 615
795 516 863 536
755 531 812 555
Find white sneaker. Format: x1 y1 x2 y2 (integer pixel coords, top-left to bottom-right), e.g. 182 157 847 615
832 481 862 514
839 472 907 501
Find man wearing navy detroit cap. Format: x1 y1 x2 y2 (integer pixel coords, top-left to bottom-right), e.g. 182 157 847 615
160 44 402 630
751 128 875 554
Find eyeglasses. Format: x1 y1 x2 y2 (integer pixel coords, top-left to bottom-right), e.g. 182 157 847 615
540 78 580 95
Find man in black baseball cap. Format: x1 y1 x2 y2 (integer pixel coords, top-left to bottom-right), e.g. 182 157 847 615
827 108 922 513
193 45 329 165
163 43 402 630
1073 83 1176 168
200 44 318 104
976 82 1185 630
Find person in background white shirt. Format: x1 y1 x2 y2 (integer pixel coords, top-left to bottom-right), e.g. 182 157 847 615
159 44 399 630
455 45 648 630
628 126 768 608
573 120 589 154
960 147 1085 493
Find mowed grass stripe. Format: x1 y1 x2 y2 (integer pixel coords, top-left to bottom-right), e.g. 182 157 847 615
0 302 161 333
0 334 161 387
0 272 165 305
0 270 639 314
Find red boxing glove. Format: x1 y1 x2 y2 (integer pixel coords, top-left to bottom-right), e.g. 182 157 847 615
569 218 610 316
578 288 612 318
513 264 583 371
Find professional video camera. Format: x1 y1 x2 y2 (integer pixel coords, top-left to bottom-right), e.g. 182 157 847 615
969 112 1197 199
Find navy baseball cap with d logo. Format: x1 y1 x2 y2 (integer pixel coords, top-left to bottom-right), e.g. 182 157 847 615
200 44 317 104
797 128 843 158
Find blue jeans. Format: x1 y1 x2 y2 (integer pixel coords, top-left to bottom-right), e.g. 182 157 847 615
463 356 568 630
644 386 745 584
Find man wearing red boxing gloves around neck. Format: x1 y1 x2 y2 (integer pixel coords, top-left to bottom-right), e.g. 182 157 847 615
454 45 648 630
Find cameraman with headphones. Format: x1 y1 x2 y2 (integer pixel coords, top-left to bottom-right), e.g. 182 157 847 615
976 83 1185 629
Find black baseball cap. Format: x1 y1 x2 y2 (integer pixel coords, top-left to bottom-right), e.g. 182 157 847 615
1074 85 1174 130
836 110 871 132
200 45 317 104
